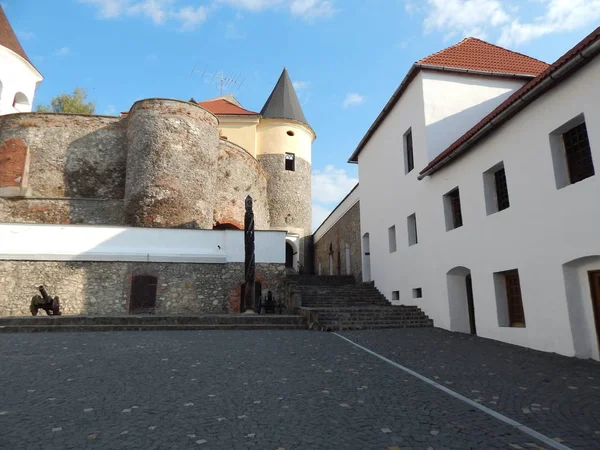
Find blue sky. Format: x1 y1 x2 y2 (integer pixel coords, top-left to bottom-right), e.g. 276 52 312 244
4 0 600 229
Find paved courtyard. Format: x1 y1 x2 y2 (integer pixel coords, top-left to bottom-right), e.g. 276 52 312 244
0 329 598 450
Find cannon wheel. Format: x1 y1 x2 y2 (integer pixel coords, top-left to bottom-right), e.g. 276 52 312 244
51 297 61 316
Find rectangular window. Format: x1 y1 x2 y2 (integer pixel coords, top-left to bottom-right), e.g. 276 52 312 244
483 162 510 215
392 291 400 301
285 153 296 171
407 213 418 246
494 269 526 328
404 128 414 174
550 115 595 189
564 122 594 184
444 188 463 231
388 225 397 253
494 168 510 211
412 288 422 299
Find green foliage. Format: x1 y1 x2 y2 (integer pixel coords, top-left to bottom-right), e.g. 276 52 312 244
36 87 95 114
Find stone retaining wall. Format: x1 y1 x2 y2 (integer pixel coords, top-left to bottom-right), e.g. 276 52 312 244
0 261 285 316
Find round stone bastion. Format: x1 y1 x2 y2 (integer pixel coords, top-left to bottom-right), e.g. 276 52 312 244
215 139 270 230
124 99 220 229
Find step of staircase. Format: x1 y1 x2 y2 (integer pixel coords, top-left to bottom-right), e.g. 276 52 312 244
0 314 307 333
294 275 433 331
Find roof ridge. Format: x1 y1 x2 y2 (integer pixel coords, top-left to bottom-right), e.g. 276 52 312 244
417 37 472 64
419 36 549 67
467 37 549 66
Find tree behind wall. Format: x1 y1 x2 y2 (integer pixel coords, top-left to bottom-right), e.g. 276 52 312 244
36 87 95 114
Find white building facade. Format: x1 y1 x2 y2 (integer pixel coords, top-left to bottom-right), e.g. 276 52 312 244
349 31 600 359
0 6 43 115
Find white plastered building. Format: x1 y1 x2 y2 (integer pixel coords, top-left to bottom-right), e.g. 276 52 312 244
347 29 600 359
0 6 43 115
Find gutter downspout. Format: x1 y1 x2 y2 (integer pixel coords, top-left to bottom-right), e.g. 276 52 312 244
417 38 600 180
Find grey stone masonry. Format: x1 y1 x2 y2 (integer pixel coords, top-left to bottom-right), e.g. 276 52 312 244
258 154 311 236
314 200 362 282
294 275 433 331
0 261 285 316
124 99 220 229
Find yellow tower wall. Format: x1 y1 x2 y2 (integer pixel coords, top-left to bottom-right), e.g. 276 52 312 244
216 117 259 157
256 119 314 162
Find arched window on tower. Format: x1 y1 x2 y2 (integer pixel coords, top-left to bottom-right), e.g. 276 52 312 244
12 92 30 112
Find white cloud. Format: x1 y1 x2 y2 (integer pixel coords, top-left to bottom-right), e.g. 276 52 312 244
312 165 358 204
78 0 131 18
127 0 171 24
79 0 210 30
219 0 337 18
421 0 510 41
219 0 281 11
498 0 600 47
343 93 365 108
293 80 310 90
410 0 600 46
174 5 208 30
289 0 336 18
55 47 71 56
311 165 358 231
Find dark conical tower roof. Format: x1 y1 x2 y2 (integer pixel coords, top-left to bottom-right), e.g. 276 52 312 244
260 68 308 126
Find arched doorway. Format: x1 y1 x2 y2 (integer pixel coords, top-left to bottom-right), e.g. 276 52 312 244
447 267 476 334
563 255 600 359
130 275 158 314
285 242 294 268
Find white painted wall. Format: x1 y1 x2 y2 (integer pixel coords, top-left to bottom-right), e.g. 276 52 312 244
422 71 525 161
0 47 42 115
358 57 600 359
313 184 359 243
0 224 286 264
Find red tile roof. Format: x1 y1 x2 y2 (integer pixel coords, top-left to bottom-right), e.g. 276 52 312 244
348 37 549 163
419 26 600 177
194 98 259 116
0 5 33 65
419 38 549 76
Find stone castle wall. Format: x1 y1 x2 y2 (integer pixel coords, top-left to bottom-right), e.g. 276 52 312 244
215 139 270 230
124 99 219 229
0 113 127 199
258 154 311 235
314 201 362 282
0 261 285 316
0 101 273 230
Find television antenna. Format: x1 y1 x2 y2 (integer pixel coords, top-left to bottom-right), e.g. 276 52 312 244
191 65 246 96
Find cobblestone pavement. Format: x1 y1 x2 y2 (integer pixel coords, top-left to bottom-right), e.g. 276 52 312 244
341 328 600 450
0 330 589 450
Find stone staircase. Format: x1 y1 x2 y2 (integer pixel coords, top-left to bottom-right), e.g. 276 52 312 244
293 275 433 331
0 314 307 333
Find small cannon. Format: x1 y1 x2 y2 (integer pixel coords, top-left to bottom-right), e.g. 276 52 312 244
258 291 285 315
30 286 61 316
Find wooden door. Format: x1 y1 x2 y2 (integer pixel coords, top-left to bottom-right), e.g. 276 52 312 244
130 275 157 314
466 274 476 335
505 271 525 327
588 271 600 347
